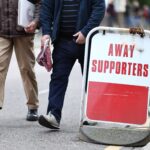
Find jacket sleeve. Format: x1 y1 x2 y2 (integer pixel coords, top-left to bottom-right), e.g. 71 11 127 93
81 0 105 37
40 0 54 36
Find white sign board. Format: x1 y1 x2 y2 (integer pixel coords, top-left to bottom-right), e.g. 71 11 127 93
82 27 150 125
89 32 150 86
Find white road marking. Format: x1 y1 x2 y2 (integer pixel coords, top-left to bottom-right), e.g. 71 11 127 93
39 89 49 95
104 146 122 150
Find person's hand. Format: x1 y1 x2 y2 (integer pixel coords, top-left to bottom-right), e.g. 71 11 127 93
73 31 86 44
41 35 50 46
24 21 37 33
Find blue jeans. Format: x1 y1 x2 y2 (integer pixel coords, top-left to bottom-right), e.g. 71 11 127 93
47 39 85 122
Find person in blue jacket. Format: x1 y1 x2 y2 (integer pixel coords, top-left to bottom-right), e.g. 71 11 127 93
38 0 105 129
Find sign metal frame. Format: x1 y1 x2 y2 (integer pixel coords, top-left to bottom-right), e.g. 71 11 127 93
80 26 150 146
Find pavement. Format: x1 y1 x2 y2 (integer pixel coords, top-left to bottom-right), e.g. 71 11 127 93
0 34 150 150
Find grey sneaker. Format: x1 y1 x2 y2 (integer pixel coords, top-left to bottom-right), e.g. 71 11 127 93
38 112 60 129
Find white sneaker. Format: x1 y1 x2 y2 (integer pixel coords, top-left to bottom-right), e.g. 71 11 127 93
38 112 60 129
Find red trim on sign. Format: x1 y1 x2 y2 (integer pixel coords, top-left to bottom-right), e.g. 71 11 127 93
86 82 148 125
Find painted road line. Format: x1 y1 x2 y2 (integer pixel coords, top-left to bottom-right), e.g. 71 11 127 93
104 146 122 150
39 89 49 95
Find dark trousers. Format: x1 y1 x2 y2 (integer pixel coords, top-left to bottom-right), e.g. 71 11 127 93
47 39 85 122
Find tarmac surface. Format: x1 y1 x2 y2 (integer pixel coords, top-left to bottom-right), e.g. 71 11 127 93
0 34 150 150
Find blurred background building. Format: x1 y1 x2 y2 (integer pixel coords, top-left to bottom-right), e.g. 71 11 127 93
104 0 150 29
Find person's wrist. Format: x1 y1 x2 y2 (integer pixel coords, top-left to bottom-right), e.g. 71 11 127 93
43 35 50 41
41 35 51 45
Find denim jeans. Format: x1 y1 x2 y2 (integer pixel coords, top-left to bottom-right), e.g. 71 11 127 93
47 39 85 122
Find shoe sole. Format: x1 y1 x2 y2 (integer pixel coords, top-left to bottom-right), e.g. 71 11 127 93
38 115 60 130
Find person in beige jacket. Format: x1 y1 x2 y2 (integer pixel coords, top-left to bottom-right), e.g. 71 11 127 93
0 0 40 121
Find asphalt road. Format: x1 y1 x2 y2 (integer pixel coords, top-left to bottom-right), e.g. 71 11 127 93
0 34 149 150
